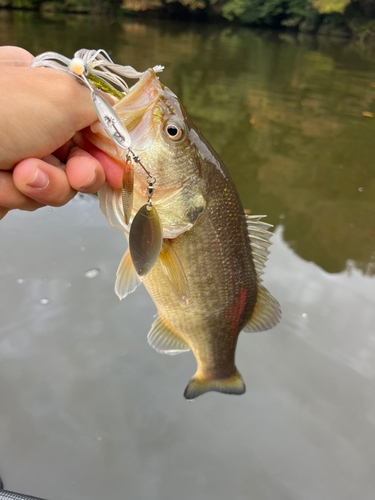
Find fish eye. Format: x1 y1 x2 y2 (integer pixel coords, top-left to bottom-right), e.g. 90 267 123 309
165 121 184 141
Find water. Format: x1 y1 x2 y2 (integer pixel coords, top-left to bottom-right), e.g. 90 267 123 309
0 11 375 500
84 268 100 279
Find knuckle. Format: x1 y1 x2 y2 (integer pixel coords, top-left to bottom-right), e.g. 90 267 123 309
46 70 93 130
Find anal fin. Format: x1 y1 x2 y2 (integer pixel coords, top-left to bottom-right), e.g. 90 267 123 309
148 315 190 355
243 284 281 333
115 247 141 300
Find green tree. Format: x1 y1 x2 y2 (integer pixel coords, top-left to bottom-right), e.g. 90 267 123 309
312 0 350 13
221 0 312 26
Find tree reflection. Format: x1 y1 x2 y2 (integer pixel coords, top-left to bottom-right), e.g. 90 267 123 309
0 12 374 274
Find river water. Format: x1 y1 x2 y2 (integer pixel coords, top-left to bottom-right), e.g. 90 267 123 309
0 10 375 500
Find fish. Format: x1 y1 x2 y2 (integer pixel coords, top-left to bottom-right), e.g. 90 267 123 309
84 67 281 399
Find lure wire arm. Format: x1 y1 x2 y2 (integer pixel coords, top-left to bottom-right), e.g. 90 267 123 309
127 151 156 184
127 151 156 207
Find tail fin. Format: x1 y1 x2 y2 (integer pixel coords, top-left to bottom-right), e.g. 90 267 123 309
183 369 246 400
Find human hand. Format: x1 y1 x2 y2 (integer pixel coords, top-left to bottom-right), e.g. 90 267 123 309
0 46 123 220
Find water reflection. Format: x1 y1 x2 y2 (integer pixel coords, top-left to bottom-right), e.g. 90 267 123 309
0 198 374 500
0 11 374 276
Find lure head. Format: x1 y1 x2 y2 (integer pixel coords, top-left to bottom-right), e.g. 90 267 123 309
85 69 208 238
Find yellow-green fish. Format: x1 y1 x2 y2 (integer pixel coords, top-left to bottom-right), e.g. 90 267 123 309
85 67 281 399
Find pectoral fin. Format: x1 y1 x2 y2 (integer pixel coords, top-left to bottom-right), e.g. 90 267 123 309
159 241 190 306
115 247 141 300
148 315 190 355
121 157 134 225
129 204 163 277
98 183 127 232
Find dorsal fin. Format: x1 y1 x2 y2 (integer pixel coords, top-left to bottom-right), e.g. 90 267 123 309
244 214 281 331
245 214 274 281
115 247 141 300
148 315 190 355
159 241 190 307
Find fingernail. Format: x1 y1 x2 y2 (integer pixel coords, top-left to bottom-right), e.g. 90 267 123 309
80 172 97 191
27 168 49 189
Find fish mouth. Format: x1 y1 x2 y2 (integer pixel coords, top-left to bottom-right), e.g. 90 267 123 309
114 68 161 132
88 68 162 152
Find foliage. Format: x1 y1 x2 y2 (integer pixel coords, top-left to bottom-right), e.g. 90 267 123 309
11 0 34 6
312 0 350 13
40 0 90 12
3 0 375 38
221 0 311 25
219 0 324 32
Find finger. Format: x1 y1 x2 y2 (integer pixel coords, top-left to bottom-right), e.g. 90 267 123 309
74 131 123 189
13 157 76 207
0 67 97 170
65 147 106 193
0 46 34 66
0 170 43 211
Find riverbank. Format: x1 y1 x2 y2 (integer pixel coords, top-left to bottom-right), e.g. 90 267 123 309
1 0 375 41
